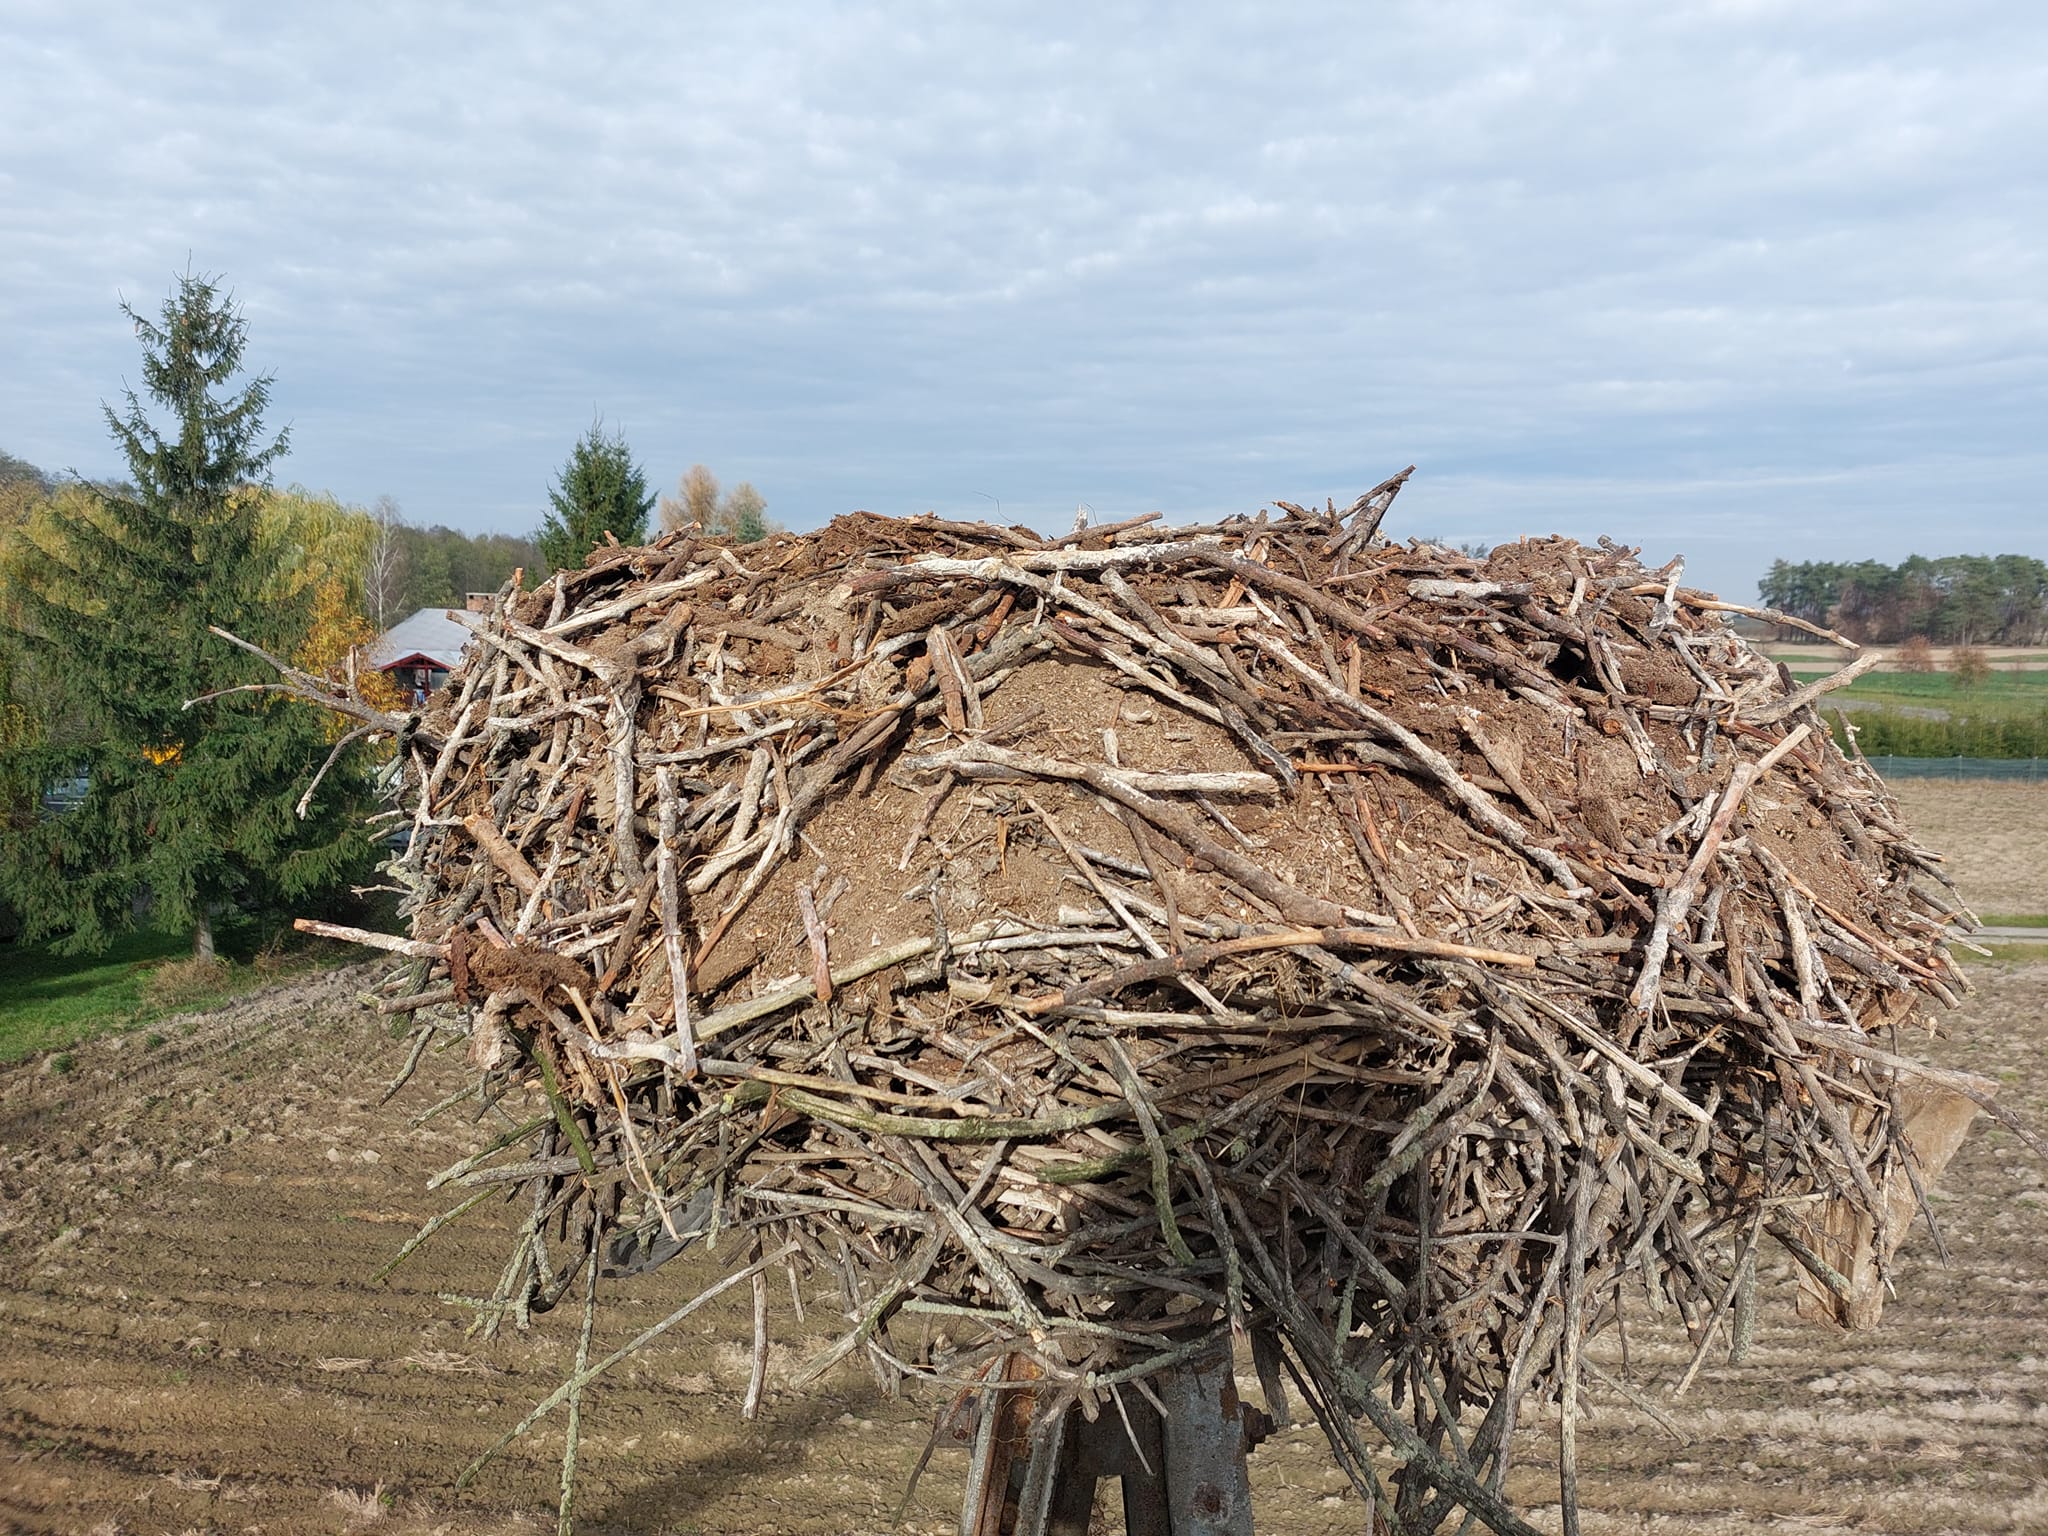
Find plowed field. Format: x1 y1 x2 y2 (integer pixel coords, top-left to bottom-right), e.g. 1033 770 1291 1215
4 962 2046 1532
1888 780 2048 917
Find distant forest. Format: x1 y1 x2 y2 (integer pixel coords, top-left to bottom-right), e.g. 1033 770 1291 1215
374 518 542 622
1758 555 2048 646
1 450 540 628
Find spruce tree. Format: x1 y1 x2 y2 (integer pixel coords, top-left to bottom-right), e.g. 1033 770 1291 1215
716 481 771 543
0 272 374 956
536 422 654 570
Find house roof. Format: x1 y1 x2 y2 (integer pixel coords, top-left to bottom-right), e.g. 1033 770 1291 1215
369 607 475 672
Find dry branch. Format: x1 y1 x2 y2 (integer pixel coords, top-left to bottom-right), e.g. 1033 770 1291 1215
276 501 1979 1535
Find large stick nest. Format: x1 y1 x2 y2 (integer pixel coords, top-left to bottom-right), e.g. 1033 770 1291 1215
350 489 1985 1530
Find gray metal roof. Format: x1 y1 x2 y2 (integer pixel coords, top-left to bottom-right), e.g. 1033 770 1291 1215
369 607 475 671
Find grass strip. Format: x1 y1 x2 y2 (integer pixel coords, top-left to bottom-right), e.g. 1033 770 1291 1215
1973 942 2048 965
0 929 354 1064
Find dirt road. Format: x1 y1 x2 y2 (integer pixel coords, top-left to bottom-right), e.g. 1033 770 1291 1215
1764 646 2048 671
3 964 2046 1534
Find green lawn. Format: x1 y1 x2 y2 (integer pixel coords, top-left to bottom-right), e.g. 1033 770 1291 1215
1777 666 2048 754
1953 914 2048 966
0 929 190 1062
0 924 350 1065
1969 941 2048 966
1786 667 2048 720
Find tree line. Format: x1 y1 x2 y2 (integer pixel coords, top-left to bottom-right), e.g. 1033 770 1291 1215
366 503 542 625
7 430 782 650
7 472 541 625
1758 555 2048 646
0 271 784 959
533 422 780 571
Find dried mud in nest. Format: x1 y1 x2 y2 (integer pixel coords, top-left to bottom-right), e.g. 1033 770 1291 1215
323 489 1999 1532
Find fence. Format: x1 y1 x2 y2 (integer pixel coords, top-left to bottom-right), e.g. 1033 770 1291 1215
1862 756 2048 782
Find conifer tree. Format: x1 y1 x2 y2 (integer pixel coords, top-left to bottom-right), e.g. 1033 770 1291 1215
0 272 374 957
536 422 654 570
715 481 772 543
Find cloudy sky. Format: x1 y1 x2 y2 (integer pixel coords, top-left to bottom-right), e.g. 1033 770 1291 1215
4 1 2043 602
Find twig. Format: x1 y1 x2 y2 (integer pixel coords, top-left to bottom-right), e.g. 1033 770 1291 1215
458 1243 799 1489
557 1236 598 1536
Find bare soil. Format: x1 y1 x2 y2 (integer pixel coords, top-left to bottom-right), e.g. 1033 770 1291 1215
4 963 2046 1532
1889 780 2048 916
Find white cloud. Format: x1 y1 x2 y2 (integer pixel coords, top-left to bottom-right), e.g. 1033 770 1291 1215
1 0 2042 601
